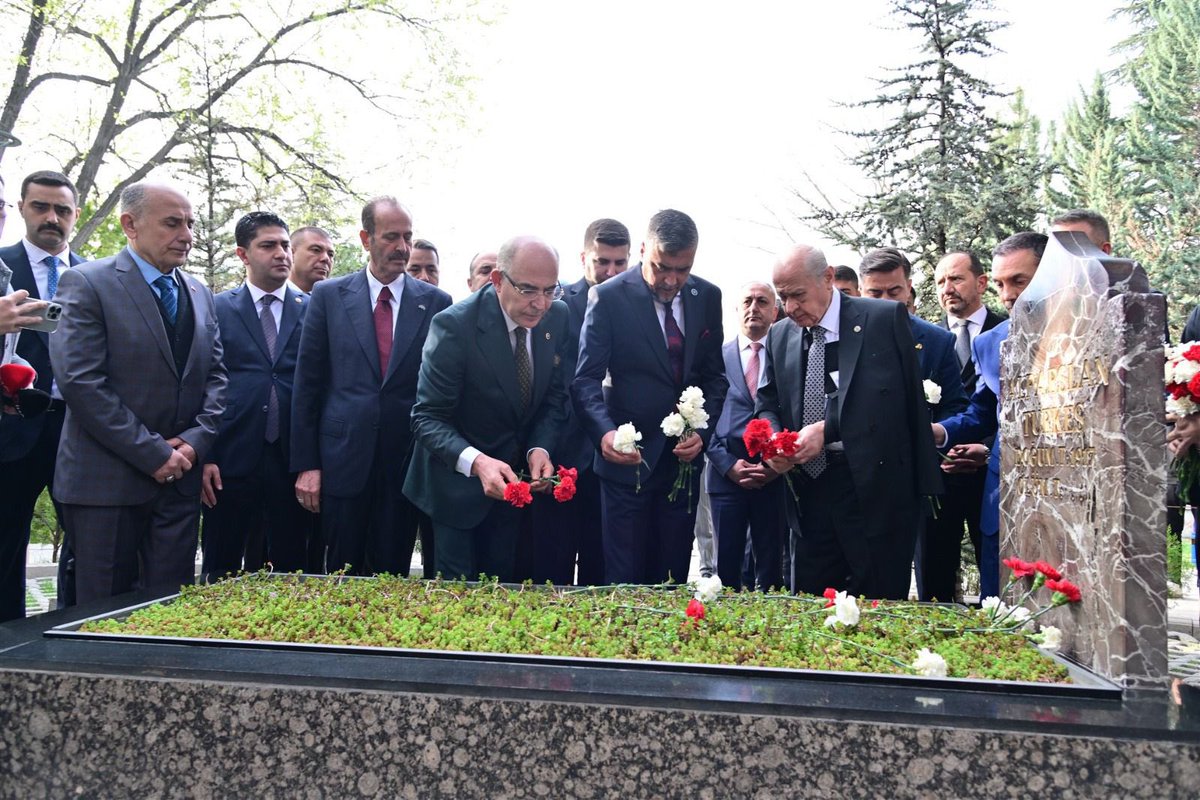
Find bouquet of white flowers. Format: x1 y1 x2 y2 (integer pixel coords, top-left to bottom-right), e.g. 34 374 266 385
660 386 709 512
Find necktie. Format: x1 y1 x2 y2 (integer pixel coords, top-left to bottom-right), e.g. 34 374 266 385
954 319 971 371
514 326 532 410
801 326 827 478
260 295 280 442
374 285 393 379
745 341 762 400
45 255 61 299
154 274 177 325
662 300 684 385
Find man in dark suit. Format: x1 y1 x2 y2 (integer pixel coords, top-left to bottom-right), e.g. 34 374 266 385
404 236 571 581
0 171 87 620
858 247 970 601
531 218 630 585
705 281 785 591
573 209 726 585
292 197 451 577
934 233 1047 600
51 183 227 603
757 244 943 599
200 212 311 578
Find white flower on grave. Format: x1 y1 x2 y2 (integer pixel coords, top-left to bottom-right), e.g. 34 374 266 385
693 575 723 603
1007 606 1032 627
911 648 948 678
661 412 687 438
1037 625 1063 652
823 591 860 628
613 423 642 454
981 596 1006 618
922 379 942 405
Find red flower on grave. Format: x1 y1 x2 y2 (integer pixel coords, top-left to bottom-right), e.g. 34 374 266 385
871 600 881 609
503 481 533 508
1045 579 1082 605
1002 557 1037 578
823 587 838 608
1033 561 1062 581
772 430 800 458
686 598 706 620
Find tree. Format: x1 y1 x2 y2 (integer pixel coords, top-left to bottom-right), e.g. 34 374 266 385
795 0 1044 315
1049 73 1130 217
0 0 468 250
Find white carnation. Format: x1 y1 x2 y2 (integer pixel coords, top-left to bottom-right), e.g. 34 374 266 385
823 591 860 628
981 596 1006 618
1006 606 1032 627
1173 358 1200 385
693 575 723 603
1168 395 1199 417
911 648 948 678
923 379 942 405
679 403 709 431
1037 625 1063 651
660 412 686 438
679 385 704 410
613 423 642 454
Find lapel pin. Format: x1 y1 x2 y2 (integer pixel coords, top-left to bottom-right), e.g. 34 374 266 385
418 304 426 311
690 288 698 296
853 325 861 333
544 331 551 340
915 343 923 350
294 296 302 304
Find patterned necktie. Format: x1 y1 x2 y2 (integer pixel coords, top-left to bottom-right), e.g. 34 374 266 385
662 300 684 385
45 255 61 299
954 319 971 371
802 325 827 478
374 285 393 379
745 341 762 400
260 295 280 442
514 326 532 410
153 274 177 325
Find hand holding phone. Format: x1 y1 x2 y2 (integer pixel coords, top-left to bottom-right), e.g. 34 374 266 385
0 291 49 335
16 296 62 333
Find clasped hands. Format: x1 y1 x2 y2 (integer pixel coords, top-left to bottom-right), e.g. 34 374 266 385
153 437 195 485
1167 413 1200 458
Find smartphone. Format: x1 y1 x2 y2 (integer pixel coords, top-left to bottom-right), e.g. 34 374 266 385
18 300 63 333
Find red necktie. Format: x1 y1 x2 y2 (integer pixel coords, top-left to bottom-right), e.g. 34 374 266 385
374 285 393 378
745 341 762 400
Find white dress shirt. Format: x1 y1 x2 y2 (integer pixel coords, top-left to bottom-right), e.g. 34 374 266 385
22 239 71 300
653 292 685 339
246 281 286 329
946 304 988 344
366 268 403 333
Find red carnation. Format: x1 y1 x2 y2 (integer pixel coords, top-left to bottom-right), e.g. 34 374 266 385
556 465 578 483
503 481 533 508
772 430 800 458
1169 383 1190 399
743 419 775 459
1045 579 1082 604
0 363 37 397
1183 344 1200 362
1033 561 1062 581
553 477 577 503
871 599 881 608
823 587 838 608
1002 557 1037 578
686 598 706 620
1188 372 1200 401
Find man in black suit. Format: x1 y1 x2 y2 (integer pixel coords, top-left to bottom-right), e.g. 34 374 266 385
404 236 571 581
757 244 943 599
530 218 629 585
918 250 1007 601
0 170 86 620
291 197 452 576
573 209 727 585
200 212 311 578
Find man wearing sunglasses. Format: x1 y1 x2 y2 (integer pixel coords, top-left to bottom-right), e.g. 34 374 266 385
405 236 571 582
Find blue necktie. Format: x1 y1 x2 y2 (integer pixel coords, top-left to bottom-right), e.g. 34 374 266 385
45 255 61 299
154 274 178 325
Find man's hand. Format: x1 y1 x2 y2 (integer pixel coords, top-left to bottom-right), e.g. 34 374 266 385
471 453 520 500
727 459 775 490
166 436 196 468
600 429 642 466
1168 413 1200 457
152 448 192 484
201 463 222 508
767 421 824 473
0 291 47 335
942 443 988 474
528 448 554 492
672 431 703 463
296 469 321 513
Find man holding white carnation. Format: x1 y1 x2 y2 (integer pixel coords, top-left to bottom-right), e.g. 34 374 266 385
572 209 726 585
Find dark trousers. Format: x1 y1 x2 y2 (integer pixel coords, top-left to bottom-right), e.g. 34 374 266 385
322 450 420 577
0 408 66 621
710 480 785 591
531 467 605 586
433 502 520 582
201 440 315 579
415 511 436 579
792 454 915 600
599 460 698 585
62 490 200 604
915 469 984 602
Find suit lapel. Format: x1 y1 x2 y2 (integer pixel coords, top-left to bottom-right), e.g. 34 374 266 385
234 285 272 361
116 250 176 377
276 288 303 364
837 298 866 423
180 275 207 381
783 323 804 428
723 340 750 405
622 274 673 381
385 275 425 384
340 270 381 380
681 280 701 381
477 289 523 418
529 315 555 417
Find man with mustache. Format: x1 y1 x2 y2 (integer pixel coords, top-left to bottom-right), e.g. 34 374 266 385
292 197 451 575
0 170 86 621
288 226 334 294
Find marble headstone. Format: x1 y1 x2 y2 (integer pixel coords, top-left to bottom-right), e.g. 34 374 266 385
999 231 1167 689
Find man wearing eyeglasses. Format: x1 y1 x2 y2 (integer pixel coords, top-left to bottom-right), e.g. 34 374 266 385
573 209 727 585
0 170 86 621
405 236 571 582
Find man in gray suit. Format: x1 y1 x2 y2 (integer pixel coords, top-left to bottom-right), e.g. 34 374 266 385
51 183 227 603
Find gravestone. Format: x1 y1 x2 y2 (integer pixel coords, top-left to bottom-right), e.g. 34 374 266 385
999 231 1167 689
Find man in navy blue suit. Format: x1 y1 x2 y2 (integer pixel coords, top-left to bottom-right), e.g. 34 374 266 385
573 209 726 585
0 170 85 621
705 281 785 591
291 197 452 576
531 218 630 585
858 247 968 600
934 232 1046 600
200 212 312 577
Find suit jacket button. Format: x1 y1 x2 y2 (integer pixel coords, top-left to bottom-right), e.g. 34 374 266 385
262 405 269 412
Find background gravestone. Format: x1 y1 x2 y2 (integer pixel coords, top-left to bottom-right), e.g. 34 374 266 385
999 231 1167 689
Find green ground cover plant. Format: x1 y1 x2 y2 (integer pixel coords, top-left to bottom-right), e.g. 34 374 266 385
80 574 1070 683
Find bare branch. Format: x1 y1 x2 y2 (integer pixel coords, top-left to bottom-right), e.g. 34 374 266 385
65 23 120 68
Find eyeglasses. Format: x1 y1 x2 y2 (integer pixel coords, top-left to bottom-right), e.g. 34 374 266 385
501 271 563 300
0 201 12 213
